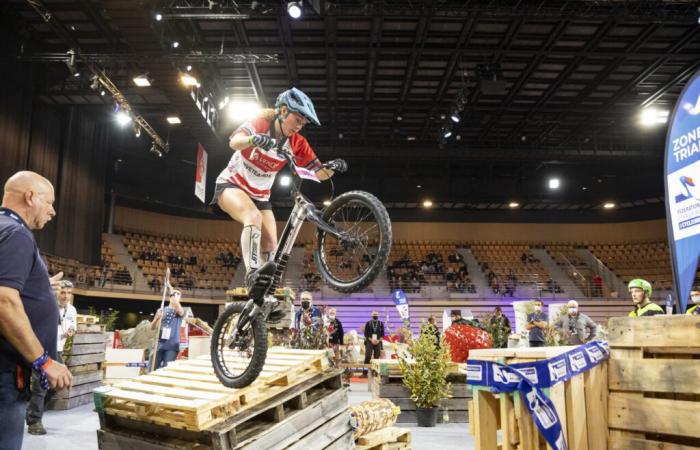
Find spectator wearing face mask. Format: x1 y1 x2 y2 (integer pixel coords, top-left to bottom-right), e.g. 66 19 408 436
294 291 322 330
362 310 385 376
526 299 548 348
553 300 598 345
326 308 344 346
687 290 700 315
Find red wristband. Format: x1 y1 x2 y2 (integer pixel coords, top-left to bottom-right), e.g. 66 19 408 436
41 357 53 370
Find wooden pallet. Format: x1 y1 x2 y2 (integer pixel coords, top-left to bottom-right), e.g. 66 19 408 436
97 369 347 450
95 348 331 431
355 427 412 450
607 315 700 450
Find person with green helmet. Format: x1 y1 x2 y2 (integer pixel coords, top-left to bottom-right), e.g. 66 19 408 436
627 278 664 317
686 290 700 315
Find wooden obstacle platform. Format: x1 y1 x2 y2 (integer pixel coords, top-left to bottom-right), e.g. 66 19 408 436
355 426 412 450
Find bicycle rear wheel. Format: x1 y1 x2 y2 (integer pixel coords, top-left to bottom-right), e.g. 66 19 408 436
210 301 268 388
313 190 392 293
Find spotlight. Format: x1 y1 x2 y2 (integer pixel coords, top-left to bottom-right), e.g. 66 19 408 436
132 74 152 87
166 116 181 125
407 136 416 141
64 49 79 77
639 107 669 127
396 115 402 121
228 100 261 122
172 41 180 48
422 200 433 208
443 128 453 138
150 142 163 158
155 12 163 21
287 1 302 18
186 65 192 72
450 111 460 123
279 175 291 187
100 90 106 96
603 202 616 209
134 125 141 138
180 73 198 86
323 200 331 206
548 178 560 190
115 111 131 126
89 75 100 91
508 202 520 208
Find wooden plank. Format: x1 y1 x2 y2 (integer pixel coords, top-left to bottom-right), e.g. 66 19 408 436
609 435 700 450
69 370 103 386
608 348 644 442
103 388 209 410
97 429 174 450
47 392 93 410
514 391 536 450
584 363 608 450
67 352 106 366
608 358 700 394
608 395 700 439
53 381 103 399
284 408 352 450
71 342 108 355
71 362 103 374
474 389 499 450
500 393 516 450
115 380 229 402
323 430 354 450
565 373 589 450
73 332 109 344
548 382 568 447
607 316 700 348
234 388 348 449
356 427 409 446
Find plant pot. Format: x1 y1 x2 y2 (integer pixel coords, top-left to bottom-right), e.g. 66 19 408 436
416 406 438 427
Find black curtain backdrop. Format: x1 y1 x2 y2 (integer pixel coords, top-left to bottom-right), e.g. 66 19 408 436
0 26 109 265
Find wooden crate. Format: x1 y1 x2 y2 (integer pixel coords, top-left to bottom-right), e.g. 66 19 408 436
49 331 108 410
370 360 471 424
95 348 331 432
355 426 412 450
607 315 700 450
96 369 349 450
468 346 608 450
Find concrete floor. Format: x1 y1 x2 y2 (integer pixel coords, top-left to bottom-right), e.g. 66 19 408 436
22 381 474 449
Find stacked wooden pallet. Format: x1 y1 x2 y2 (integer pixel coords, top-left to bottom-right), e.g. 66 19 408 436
95 348 353 449
49 327 108 410
355 426 411 450
607 315 700 450
467 345 608 450
370 359 470 423
226 287 296 329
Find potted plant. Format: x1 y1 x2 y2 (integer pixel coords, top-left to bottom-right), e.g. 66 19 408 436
398 329 452 427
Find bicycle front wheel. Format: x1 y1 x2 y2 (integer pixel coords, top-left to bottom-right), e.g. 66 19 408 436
313 190 392 293
210 301 268 388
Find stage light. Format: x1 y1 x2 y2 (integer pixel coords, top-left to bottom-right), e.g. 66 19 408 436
134 125 141 138
150 142 163 158
186 65 192 72
172 41 180 48
155 12 163 21
287 1 302 18
115 111 131 126
407 136 416 141
100 90 106 96
228 100 261 122
443 129 452 138
639 107 669 127
89 75 100 91
548 178 560 189
509 202 520 208
450 112 460 123
132 74 151 87
323 200 332 206
166 116 181 125
422 200 433 208
180 73 198 86
603 202 616 209
279 175 291 187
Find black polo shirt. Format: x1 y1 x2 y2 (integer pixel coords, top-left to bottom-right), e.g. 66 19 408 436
0 207 58 370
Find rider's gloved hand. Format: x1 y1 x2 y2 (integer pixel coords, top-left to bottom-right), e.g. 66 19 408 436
249 134 275 151
326 158 348 173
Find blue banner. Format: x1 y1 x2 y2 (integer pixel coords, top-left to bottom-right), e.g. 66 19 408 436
391 289 410 324
466 341 609 450
665 69 700 313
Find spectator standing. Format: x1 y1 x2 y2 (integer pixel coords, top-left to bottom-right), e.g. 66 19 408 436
526 299 548 347
150 289 185 369
362 310 385 376
0 171 72 449
294 291 322 330
554 300 598 345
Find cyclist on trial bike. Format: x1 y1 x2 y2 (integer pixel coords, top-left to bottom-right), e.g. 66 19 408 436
210 87 347 320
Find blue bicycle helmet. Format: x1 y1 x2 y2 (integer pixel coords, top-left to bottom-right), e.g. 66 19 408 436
275 87 321 126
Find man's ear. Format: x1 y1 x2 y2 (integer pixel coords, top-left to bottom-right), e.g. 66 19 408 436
24 191 34 207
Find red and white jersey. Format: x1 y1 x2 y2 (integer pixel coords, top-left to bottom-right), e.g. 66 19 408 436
217 117 321 201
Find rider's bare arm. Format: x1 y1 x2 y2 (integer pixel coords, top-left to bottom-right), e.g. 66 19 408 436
229 132 252 151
